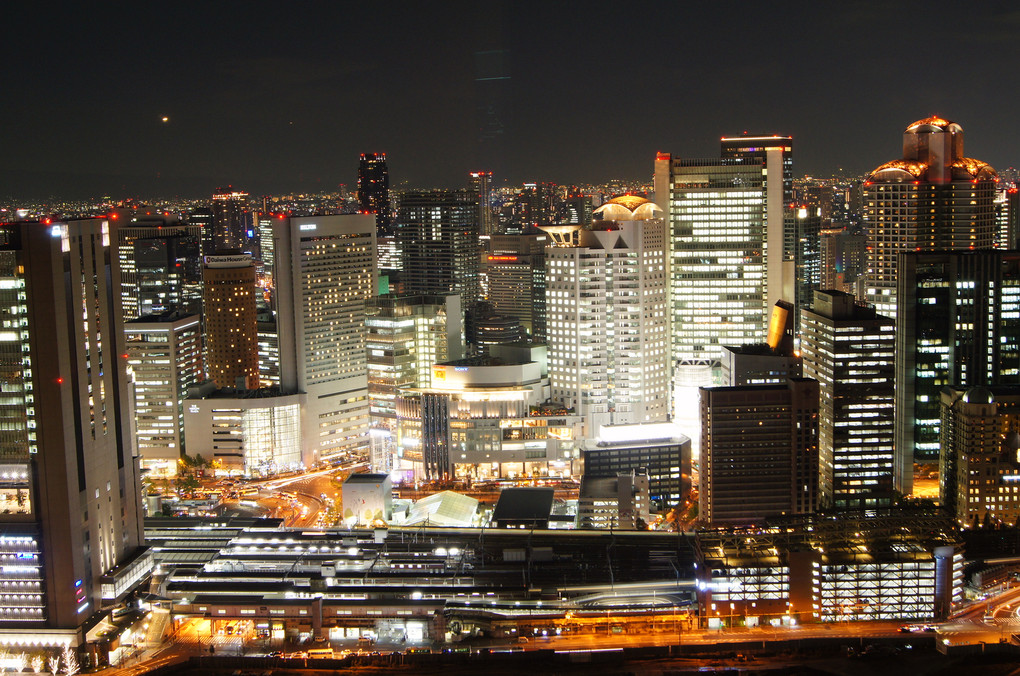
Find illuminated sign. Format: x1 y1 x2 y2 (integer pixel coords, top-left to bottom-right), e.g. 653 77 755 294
299 224 317 231
487 255 519 262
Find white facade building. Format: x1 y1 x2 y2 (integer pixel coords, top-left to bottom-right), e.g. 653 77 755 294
125 312 203 475
183 388 305 476
396 351 580 482
272 215 377 465
543 196 670 436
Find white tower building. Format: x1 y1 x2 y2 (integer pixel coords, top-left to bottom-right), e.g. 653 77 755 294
272 215 377 465
543 196 670 435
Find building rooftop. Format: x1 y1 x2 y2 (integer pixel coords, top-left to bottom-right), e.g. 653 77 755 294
492 487 555 524
344 473 391 485
128 309 197 324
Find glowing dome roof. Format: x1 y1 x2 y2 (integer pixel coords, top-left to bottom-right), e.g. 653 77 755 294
952 157 997 180
905 116 962 134
867 159 928 182
595 195 662 221
963 387 994 405
605 195 653 210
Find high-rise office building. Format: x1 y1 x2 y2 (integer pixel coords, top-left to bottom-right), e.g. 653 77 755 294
485 233 546 341
358 153 391 234
864 117 997 317
186 206 215 255
564 192 594 225
256 303 280 388
721 135 796 311
896 251 1020 469
795 205 823 323
0 220 146 645
801 291 896 508
211 187 252 253
113 219 203 322
506 182 559 234
543 196 670 434
203 253 259 391
700 378 820 525
397 190 480 310
655 139 793 366
470 171 495 237
125 312 204 475
272 215 377 465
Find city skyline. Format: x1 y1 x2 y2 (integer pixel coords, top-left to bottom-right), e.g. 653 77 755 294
5 2 1020 198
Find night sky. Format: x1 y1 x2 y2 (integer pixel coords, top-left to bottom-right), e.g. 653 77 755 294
5 1 1020 199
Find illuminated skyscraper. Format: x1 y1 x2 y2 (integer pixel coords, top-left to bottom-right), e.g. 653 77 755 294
113 219 203 322
655 138 793 366
357 153 391 233
864 117 997 317
397 190 480 309
211 187 252 253
470 171 495 237
543 196 670 434
801 291 896 508
795 204 823 324
896 250 1020 471
485 233 546 341
272 215 377 464
203 253 259 390
721 135 796 310
0 220 146 645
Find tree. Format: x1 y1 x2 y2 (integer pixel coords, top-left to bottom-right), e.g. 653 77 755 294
61 645 79 676
31 655 43 673
47 656 59 674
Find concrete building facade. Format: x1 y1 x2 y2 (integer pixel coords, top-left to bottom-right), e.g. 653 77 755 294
700 379 820 525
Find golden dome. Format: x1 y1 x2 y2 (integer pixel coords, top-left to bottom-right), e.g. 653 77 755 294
604 194 653 210
905 116 961 134
906 116 951 130
595 195 662 221
952 157 996 179
870 159 928 178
